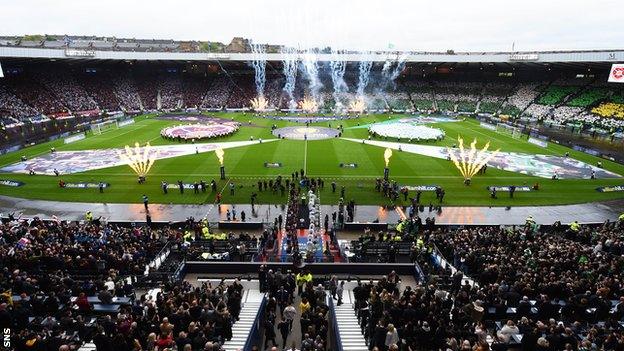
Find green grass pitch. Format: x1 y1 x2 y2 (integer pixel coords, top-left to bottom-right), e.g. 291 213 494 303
0 112 622 207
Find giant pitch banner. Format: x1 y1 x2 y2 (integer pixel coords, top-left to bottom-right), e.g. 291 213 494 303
608 64 624 83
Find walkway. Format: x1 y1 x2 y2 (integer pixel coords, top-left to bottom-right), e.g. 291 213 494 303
194 278 265 351
222 289 264 351
0 195 621 225
335 290 368 351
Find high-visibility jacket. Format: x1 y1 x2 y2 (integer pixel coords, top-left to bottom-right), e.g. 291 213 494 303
416 238 424 249
183 230 194 242
396 221 405 233
296 273 312 286
570 221 580 232
296 273 305 286
202 227 210 239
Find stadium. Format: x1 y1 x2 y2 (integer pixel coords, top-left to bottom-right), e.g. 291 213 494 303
1 2 624 351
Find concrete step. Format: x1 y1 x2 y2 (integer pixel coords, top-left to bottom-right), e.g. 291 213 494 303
223 340 247 348
340 337 366 341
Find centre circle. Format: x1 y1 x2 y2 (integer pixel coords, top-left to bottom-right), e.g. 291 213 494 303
272 126 340 140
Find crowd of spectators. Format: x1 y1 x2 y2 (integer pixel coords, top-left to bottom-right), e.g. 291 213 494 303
349 220 624 350
0 85 38 121
383 91 411 110
201 77 233 109
135 74 159 110
114 76 142 111
0 214 255 351
5 73 68 115
159 76 184 110
523 103 553 119
537 86 578 106
426 221 624 350
0 215 179 350
184 230 262 262
39 73 98 112
434 81 481 113
264 77 285 108
183 77 212 109
78 73 120 112
261 267 330 350
405 80 434 111
226 78 255 109
1 68 623 137
503 83 541 113
477 82 514 113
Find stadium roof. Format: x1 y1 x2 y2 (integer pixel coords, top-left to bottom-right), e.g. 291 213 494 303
1 45 623 66
0 36 622 69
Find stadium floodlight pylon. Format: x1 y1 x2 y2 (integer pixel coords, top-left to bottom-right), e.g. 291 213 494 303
447 136 500 182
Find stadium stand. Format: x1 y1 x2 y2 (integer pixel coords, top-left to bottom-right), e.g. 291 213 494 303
159 75 183 110
405 80 434 111
202 76 233 109
537 86 579 105
114 76 142 111
0 62 622 143
567 88 611 108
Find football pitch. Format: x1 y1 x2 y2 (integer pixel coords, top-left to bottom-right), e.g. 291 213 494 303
0 112 623 207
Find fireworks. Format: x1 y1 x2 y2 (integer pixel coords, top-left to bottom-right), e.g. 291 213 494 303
447 136 500 181
384 148 393 167
117 142 159 177
299 97 319 113
250 96 269 111
215 148 224 165
348 97 367 113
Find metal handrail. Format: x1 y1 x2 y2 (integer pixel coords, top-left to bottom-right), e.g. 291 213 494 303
327 294 344 351
243 294 267 351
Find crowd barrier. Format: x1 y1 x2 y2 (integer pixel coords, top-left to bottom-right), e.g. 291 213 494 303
184 261 418 276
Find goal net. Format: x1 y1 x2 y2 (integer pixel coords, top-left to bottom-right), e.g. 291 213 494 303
496 123 522 139
90 120 117 135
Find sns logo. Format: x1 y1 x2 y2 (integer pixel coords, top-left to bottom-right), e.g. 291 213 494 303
2 328 9 348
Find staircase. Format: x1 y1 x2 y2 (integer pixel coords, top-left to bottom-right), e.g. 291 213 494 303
334 291 368 351
80 287 264 351
221 289 264 351
78 342 96 351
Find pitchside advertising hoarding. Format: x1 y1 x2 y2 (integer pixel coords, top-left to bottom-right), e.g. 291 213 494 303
608 64 624 83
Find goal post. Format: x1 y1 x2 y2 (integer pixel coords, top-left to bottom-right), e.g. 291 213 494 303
496 123 523 139
90 120 117 135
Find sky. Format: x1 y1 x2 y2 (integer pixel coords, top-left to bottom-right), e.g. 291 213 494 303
1 0 622 52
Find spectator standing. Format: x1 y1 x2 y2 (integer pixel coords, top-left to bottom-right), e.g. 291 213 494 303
336 281 344 306
278 319 290 348
283 302 297 331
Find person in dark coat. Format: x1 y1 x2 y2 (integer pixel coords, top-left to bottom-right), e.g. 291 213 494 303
278 319 290 348
264 318 277 348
